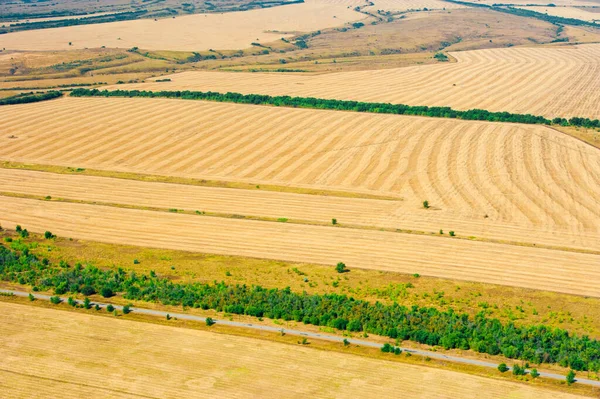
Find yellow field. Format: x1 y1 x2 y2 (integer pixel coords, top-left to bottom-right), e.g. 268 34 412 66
1 196 599 296
0 301 588 399
515 5 600 21
1 97 599 242
0 0 363 52
113 44 600 119
3 168 599 251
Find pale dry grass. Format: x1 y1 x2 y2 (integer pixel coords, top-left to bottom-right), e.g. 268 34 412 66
1 196 599 297
0 301 585 399
116 44 600 119
0 0 364 52
1 97 599 245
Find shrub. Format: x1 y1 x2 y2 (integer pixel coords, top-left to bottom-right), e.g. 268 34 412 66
498 363 509 373
439 230 443 235
277 218 288 223
206 317 216 326
83 297 91 309
566 370 576 385
123 304 132 314
530 368 540 378
332 218 337 225
106 304 115 312
20 229 29 238
449 231 455 237
133 259 140 264
381 343 393 353
15 225 22 233
101 287 114 298
50 296 61 304
44 231 54 239
336 262 347 273
94 304 101 311
423 200 429 209
512 364 525 375
67 297 77 307
343 338 350 346
81 286 95 296
166 314 172 320
28 293 35 301
4 237 12 243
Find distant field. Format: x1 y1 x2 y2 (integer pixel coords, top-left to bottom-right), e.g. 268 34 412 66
1 97 599 241
0 0 363 51
515 5 600 21
1 196 600 296
1 302 584 399
114 44 600 119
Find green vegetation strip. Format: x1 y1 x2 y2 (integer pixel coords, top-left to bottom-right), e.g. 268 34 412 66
0 91 62 106
1 190 597 256
2 241 599 372
71 88 600 128
0 162 400 201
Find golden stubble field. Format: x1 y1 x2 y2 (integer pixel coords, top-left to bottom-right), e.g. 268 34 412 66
113 44 600 119
0 0 363 52
0 301 586 399
1 97 599 241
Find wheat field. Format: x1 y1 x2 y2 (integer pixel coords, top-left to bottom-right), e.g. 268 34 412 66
1 196 599 296
1 97 599 240
0 0 362 52
113 44 600 119
1 301 582 399
515 6 600 21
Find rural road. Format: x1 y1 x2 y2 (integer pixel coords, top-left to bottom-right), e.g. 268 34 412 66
4 288 600 388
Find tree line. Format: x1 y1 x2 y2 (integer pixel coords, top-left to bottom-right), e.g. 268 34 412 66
0 91 62 106
1 241 599 372
70 88 600 129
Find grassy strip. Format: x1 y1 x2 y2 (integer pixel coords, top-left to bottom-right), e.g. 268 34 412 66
0 161 400 201
2 296 596 397
0 91 62 106
70 88 600 128
1 190 597 256
2 238 600 372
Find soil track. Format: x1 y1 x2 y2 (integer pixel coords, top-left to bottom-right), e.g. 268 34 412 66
1 197 599 297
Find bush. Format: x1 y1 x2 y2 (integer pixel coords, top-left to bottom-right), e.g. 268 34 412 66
530 368 540 378
94 304 101 311
28 293 35 301
423 200 429 209
566 370 576 385
101 287 114 298
332 218 337 225
83 297 91 309
449 231 455 237
81 286 95 296
67 297 77 307
123 304 132 314
133 259 140 264
3 237 12 242
512 364 526 375
106 304 115 312
343 338 350 346
50 296 61 304
15 225 22 233
498 363 509 373
336 262 347 273
20 229 29 238
206 317 216 326
381 343 393 353
44 231 54 239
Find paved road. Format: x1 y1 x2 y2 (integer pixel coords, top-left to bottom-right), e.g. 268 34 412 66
3 288 600 388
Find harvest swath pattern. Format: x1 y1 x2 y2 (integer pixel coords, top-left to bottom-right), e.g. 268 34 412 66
0 302 580 399
1 197 600 296
1 97 599 239
115 44 600 119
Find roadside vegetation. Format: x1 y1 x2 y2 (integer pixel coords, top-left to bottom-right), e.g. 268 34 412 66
2 231 600 373
0 90 62 106
71 88 600 128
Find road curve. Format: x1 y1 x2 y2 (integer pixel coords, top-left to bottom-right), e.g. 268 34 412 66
3 288 599 388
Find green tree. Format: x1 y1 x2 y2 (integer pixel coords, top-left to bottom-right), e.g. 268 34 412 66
206 317 216 326
67 297 77 307
50 296 61 305
44 231 54 239
81 286 95 296
83 297 91 309
94 304 101 311
449 231 455 237
566 370 576 385
123 304 132 314
106 304 115 312
343 338 350 346
423 200 430 209
336 262 347 273
332 218 337 225
530 369 540 378
28 293 35 301
498 363 509 373
101 287 114 298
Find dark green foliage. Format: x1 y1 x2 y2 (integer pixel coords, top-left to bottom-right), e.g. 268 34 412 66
434 53 449 61
15 225 22 233
106 304 115 312
44 231 54 239
50 295 61 305
2 244 600 371
332 218 337 225
71 88 593 127
498 363 509 373
101 287 114 298
0 91 62 106
83 297 91 309
423 200 430 209
343 338 350 346
449 231 455 237
19 229 29 239
381 343 402 354
95 304 101 311
28 293 35 301
133 259 140 264
68 296 77 307
530 368 540 378
4 237 12 243
206 317 216 326
336 262 347 273
566 370 576 385
512 364 526 375
166 314 172 320
81 285 95 296
123 304 132 314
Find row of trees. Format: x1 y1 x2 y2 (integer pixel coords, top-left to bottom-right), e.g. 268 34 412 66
2 242 600 372
70 88 600 128
0 91 62 106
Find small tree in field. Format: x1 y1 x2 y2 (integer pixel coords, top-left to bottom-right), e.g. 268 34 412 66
336 262 347 273
566 370 576 385
106 304 115 312
28 293 35 301
498 363 509 373
423 200 430 209
123 304 132 314
206 317 216 326
530 369 540 378
83 297 91 309
44 231 54 239
332 218 337 225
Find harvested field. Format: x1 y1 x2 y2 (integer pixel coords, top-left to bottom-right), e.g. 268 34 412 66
0 302 583 399
0 0 363 51
1 97 599 242
115 44 600 119
515 5 600 21
1 196 600 296
2 168 600 252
